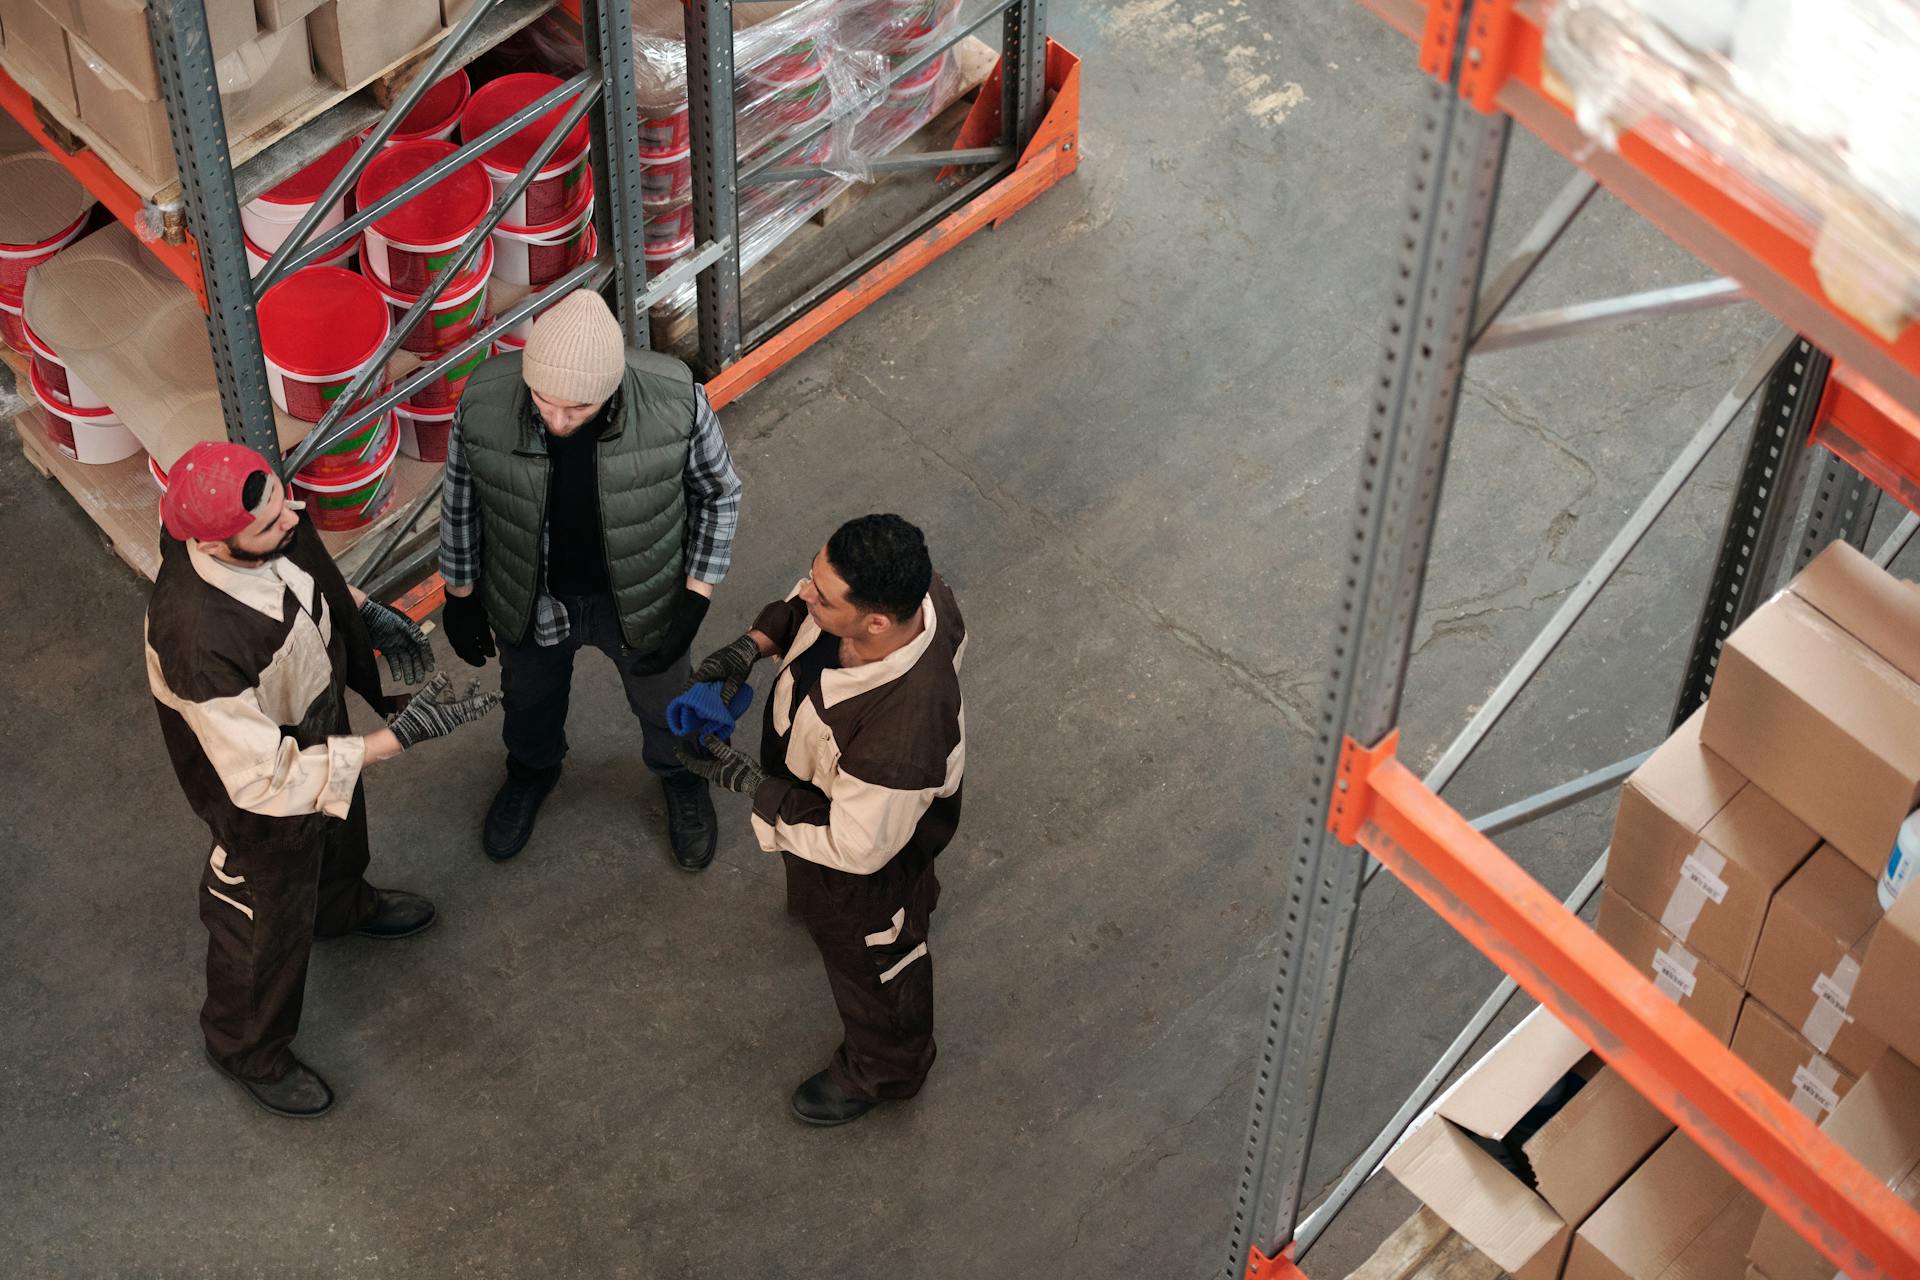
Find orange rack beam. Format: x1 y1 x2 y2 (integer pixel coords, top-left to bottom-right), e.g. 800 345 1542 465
0 66 206 306
1329 731 1920 1280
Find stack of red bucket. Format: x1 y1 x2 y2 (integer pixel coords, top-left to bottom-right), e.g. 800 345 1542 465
638 95 695 286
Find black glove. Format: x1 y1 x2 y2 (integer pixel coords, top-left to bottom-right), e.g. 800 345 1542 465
686 633 763 703
386 672 502 749
442 591 495 668
627 586 710 677
360 598 435 685
675 733 769 794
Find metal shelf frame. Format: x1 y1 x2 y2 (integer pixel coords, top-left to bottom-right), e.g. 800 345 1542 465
1228 4 1920 1279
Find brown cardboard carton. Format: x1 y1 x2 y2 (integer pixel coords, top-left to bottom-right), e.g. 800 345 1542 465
1747 844 1886 1077
307 0 437 87
0 0 77 113
1747 1052 1920 1280
1564 1132 1761 1280
1385 1007 1672 1280
256 0 325 32
1609 711 1817 981
1702 543 1920 874
1596 887 1745 1043
1851 882 1920 1068
1729 999 1856 1126
70 0 255 99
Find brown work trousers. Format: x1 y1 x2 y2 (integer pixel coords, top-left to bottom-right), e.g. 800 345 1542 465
198 785 380 1082
786 851 941 1101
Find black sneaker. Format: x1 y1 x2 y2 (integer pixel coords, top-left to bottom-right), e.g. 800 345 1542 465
790 1070 876 1127
352 889 437 939
205 1048 335 1119
661 771 718 870
484 760 561 862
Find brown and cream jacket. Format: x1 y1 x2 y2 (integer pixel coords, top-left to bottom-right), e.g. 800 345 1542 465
750 575 966 877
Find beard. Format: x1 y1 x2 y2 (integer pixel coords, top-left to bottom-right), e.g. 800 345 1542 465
225 527 298 563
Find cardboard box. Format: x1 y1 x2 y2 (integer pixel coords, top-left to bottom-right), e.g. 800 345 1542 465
1565 1132 1762 1280
1596 887 1745 1043
69 0 256 99
1747 1052 1920 1280
256 0 325 32
1608 711 1817 982
1385 1007 1672 1280
1729 999 1856 1126
1702 542 1920 875
0 0 77 114
1852 881 1920 1068
307 0 437 87
1747 844 1887 1078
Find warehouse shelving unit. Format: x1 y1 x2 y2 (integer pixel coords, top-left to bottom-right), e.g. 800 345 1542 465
4 0 1079 602
1227 3 1920 1279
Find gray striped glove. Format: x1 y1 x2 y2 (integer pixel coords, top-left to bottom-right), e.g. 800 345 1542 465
387 672 501 749
686 634 763 705
360 599 435 685
675 734 768 794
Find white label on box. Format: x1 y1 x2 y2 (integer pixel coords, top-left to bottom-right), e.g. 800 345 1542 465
1660 844 1728 942
1790 1060 1842 1120
1802 956 1861 1053
1652 944 1699 1000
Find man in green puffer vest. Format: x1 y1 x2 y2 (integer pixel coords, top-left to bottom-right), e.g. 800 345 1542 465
436 289 744 868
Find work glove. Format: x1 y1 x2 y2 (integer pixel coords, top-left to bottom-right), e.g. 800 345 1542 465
685 633 763 705
359 598 435 685
675 733 768 795
386 672 502 749
627 586 711 677
442 591 495 668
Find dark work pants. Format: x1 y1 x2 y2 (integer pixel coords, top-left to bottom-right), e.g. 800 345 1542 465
786 852 941 1101
199 785 380 1082
496 593 691 777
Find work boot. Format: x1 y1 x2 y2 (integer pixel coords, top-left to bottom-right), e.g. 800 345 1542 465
352 889 437 940
790 1070 876 1127
661 770 718 870
205 1048 335 1119
484 759 561 861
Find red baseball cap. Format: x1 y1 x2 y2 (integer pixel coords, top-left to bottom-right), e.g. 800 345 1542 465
160 441 278 542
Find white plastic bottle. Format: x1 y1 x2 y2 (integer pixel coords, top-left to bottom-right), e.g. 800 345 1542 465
1882 809 1920 912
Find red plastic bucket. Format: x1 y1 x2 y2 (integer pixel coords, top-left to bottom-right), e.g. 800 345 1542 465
644 229 693 282
25 319 106 410
405 344 490 410
760 72 832 129
245 228 357 278
494 331 526 355
641 146 693 208
149 453 168 492
357 141 492 293
644 203 694 247
461 73 592 226
396 400 455 462
30 363 139 464
389 70 471 145
639 102 689 159
748 38 827 92
243 137 358 254
489 182 595 287
0 288 28 355
293 420 400 532
369 238 493 356
0 153 91 294
299 399 394 478
258 267 393 423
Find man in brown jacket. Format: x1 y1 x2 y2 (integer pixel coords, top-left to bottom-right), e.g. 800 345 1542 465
680 515 965 1125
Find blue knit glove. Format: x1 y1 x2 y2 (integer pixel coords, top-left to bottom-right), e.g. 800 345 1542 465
667 680 755 742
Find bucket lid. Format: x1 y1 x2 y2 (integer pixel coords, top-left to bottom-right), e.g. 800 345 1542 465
244 228 357 266
24 317 56 361
461 73 591 173
398 399 457 422
0 154 90 246
395 70 472 140
259 136 360 206
30 360 115 419
258 267 392 379
357 141 492 246
643 144 692 167
150 454 168 484
295 415 400 488
494 173 596 236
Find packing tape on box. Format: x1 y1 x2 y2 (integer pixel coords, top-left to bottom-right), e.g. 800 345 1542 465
1658 843 1729 942
1651 940 1700 1000
1789 1056 1843 1121
1802 954 1861 1052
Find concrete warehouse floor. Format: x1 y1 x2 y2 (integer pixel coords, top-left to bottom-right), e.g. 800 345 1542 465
6 3 1919 1278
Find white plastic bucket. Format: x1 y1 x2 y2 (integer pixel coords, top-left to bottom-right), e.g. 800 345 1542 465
489 192 595 287
0 208 87 295
396 400 455 462
292 422 400 532
31 363 138 463
1882 809 1920 911
244 230 357 278
242 192 347 255
25 319 106 410
490 227 595 342
367 239 492 356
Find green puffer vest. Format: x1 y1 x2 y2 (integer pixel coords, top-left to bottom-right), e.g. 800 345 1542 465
458 348 695 649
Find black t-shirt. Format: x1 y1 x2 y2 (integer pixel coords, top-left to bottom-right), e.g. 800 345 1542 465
787 633 842 706
541 402 616 597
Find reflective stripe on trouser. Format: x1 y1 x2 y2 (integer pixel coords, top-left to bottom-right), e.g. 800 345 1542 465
785 852 941 1101
198 783 379 1082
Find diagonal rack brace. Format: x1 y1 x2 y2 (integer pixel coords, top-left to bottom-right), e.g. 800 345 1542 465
1328 732 1920 1280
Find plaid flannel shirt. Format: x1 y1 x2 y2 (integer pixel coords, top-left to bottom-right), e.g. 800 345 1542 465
438 384 741 647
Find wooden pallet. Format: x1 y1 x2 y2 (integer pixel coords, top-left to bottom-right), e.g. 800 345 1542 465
14 406 441 583
1343 1209 1499 1280
0 341 37 407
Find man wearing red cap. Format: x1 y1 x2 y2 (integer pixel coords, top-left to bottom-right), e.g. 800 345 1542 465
145 440 501 1119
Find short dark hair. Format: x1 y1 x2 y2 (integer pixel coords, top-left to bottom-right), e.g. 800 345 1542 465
827 514 932 623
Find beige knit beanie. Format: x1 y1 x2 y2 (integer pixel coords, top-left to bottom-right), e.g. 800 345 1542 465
521 289 626 405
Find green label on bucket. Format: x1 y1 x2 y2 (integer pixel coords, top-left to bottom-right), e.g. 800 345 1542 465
319 382 347 402
427 250 459 270
434 292 485 329
447 349 487 381
562 158 587 192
